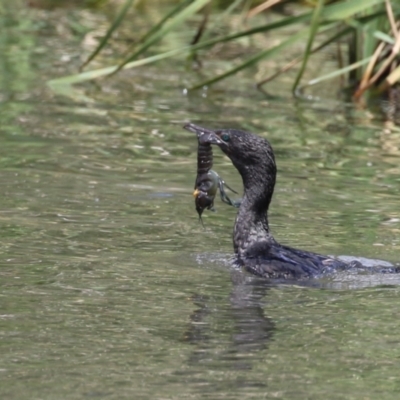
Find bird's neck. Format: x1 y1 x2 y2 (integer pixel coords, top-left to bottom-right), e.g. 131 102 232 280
231 155 277 256
233 187 275 256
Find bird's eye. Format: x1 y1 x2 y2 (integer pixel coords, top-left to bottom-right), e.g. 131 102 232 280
221 133 230 142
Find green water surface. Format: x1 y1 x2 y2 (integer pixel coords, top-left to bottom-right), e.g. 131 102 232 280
1 2 400 399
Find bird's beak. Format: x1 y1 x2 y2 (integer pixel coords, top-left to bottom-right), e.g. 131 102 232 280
184 123 223 145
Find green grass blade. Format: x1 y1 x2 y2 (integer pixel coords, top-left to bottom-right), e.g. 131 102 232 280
116 0 211 71
373 31 395 45
292 0 325 94
346 18 395 45
129 0 193 49
188 12 312 49
48 47 187 86
190 22 339 90
313 26 353 53
257 25 354 88
306 57 372 86
202 0 246 41
80 0 137 70
190 28 312 90
114 0 193 73
190 1 382 51
321 0 385 20
219 0 245 17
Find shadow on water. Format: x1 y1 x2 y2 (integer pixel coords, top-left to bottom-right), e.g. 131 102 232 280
181 270 274 389
186 272 275 358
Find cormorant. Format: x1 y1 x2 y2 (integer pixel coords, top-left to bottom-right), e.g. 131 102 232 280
184 123 398 280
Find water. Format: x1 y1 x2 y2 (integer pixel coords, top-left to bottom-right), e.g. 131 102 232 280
1 2 400 399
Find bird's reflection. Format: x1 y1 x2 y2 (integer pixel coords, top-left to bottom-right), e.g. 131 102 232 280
182 270 275 371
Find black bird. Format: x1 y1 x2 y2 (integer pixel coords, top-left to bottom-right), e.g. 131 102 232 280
184 123 397 280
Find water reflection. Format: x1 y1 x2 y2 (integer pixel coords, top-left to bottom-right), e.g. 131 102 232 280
183 270 274 373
